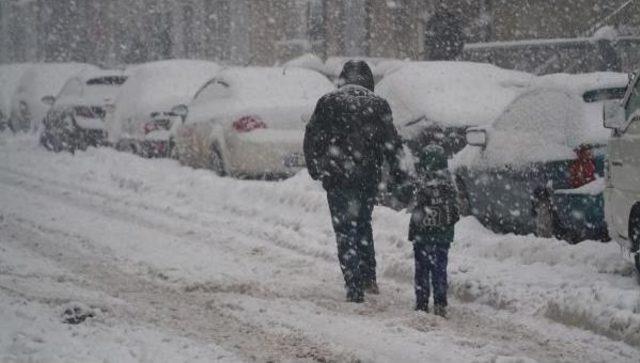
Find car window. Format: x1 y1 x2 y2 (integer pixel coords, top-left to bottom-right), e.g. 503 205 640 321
625 78 640 121
194 78 231 102
582 87 627 103
86 76 127 86
494 89 573 137
58 78 83 98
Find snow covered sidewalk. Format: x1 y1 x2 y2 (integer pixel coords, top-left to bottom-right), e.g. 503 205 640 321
0 134 639 362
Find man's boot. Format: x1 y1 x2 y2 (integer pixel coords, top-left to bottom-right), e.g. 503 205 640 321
363 280 379 295
415 299 429 312
346 288 364 303
434 304 447 318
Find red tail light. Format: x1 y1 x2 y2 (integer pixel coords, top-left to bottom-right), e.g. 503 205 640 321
232 116 266 133
143 121 159 134
569 147 596 188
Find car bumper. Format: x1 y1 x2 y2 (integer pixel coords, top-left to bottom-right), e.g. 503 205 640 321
226 129 305 177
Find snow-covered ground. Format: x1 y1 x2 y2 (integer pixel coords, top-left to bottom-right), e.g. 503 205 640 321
1 133 639 362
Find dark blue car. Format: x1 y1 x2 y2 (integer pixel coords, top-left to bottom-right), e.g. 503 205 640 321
453 74 628 243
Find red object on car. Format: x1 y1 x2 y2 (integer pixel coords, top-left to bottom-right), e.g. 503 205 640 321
143 121 159 134
569 146 596 188
232 116 266 133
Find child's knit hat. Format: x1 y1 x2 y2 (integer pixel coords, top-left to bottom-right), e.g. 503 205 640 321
416 144 447 173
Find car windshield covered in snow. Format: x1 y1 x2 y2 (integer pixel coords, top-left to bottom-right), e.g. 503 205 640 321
376 62 533 128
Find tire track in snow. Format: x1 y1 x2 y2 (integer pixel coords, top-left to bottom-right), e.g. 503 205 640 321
0 214 356 363
1 163 639 362
0 165 337 264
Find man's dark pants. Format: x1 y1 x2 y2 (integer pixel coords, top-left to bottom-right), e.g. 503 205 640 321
413 243 449 309
326 187 376 300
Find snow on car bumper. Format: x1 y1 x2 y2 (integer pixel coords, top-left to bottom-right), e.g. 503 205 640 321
75 116 106 131
226 129 305 177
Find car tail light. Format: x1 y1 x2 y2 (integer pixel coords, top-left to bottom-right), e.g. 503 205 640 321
569 147 596 188
232 116 266 133
143 121 159 134
143 118 172 134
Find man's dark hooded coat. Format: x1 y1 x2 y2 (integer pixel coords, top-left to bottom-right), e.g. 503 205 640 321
304 60 403 302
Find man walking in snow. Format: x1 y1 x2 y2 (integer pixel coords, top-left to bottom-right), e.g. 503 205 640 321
303 60 404 303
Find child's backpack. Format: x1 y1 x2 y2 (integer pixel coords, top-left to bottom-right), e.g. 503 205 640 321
411 144 460 227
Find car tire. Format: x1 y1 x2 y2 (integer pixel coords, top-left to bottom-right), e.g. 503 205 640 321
534 193 554 238
209 145 226 176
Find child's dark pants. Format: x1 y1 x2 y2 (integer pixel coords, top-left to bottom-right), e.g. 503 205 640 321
413 243 449 309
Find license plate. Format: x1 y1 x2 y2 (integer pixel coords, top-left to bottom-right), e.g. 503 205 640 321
283 152 305 167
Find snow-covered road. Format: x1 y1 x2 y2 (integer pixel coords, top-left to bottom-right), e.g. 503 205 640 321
1 134 639 363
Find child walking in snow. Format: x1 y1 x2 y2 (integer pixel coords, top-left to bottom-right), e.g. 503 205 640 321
406 144 459 317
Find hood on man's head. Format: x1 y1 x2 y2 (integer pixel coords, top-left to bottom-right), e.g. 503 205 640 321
338 60 375 92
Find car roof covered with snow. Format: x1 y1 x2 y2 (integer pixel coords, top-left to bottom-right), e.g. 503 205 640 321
187 66 334 125
531 72 630 95
282 53 326 74
12 63 99 102
376 61 534 129
112 60 220 121
54 69 129 107
453 79 626 169
323 56 404 81
207 66 332 101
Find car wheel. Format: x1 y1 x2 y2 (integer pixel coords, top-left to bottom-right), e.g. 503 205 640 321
534 193 554 238
209 145 226 176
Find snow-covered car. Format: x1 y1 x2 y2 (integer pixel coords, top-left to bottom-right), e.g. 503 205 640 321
174 66 335 178
376 61 533 156
9 63 98 133
0 63 32 131
106 60 220 157
603 71 640 273
40 69 128 152
454 72 629 243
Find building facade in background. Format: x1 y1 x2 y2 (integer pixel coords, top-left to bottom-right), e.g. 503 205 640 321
0 0 638 69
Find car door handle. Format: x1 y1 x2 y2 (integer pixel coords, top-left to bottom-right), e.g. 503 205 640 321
611 160 624 166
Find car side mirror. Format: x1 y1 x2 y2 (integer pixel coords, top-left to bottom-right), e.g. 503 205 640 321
603 102 626 130
41 95 55 106
171 104 189 123
466 128 487 148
